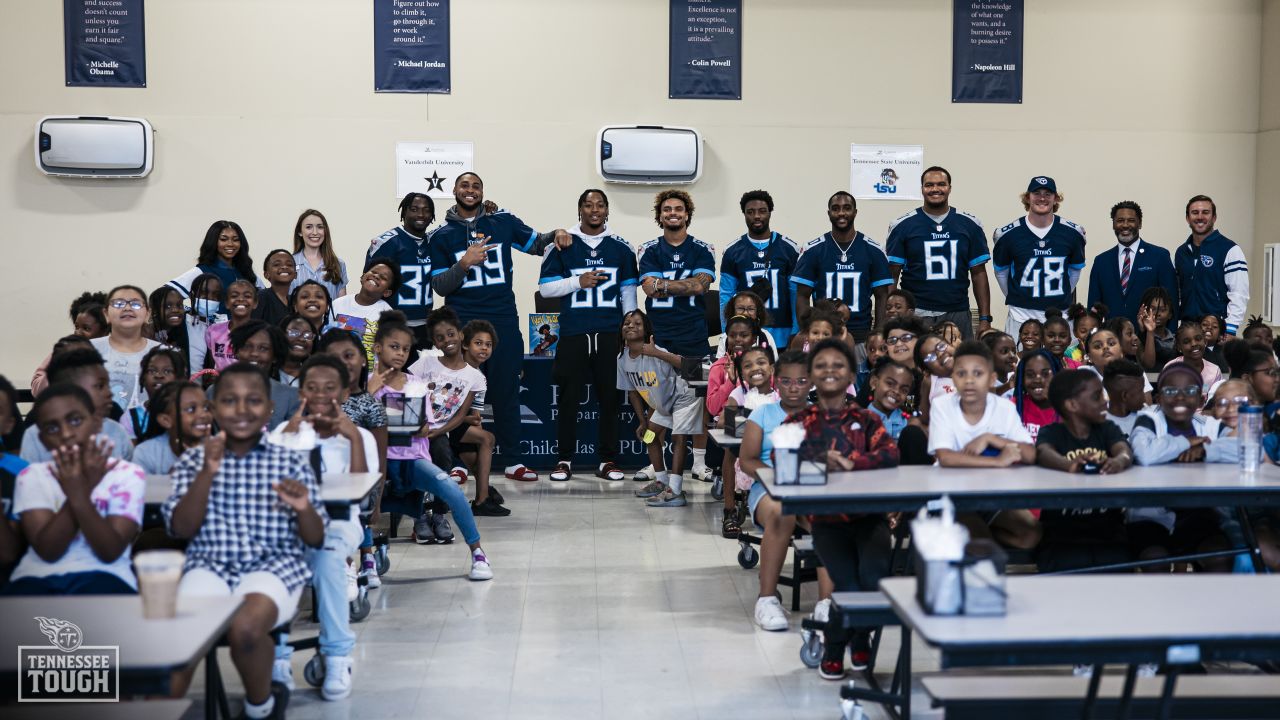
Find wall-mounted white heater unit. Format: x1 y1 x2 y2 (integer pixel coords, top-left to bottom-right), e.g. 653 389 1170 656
35 115 154 178
596 125 701 185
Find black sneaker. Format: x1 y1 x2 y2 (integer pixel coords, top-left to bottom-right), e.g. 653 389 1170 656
270 680 290 719
472 496 511 517
488 487 505 505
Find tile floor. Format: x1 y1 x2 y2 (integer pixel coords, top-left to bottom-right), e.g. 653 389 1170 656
181 473 948 720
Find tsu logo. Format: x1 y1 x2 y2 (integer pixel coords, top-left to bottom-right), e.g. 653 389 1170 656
1200 255 1214 268
19 616 119 702
874 168 899 194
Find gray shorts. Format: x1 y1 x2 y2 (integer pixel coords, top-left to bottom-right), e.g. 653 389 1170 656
914 308 975 340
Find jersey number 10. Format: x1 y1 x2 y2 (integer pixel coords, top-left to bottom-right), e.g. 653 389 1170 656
822 270 863 312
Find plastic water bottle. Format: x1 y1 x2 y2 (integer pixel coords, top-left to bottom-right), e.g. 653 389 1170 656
1239 404 1263 474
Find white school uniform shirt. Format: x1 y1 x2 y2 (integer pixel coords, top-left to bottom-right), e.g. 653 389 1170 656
267 421 378 528
927 392 1032 455
10 459 146 588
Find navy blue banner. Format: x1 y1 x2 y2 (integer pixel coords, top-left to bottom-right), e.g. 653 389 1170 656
669 1 742 100
952 0 1023 104
63 0 146 87
374 0 450 93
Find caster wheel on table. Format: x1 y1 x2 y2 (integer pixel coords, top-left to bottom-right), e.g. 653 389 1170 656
303 654 324 687
710 476 724 501
799 630 823 668
737 543 759 569
375 545 390 576
350 589 372 622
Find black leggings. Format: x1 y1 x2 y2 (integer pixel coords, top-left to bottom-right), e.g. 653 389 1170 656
897 425 932 465
811 516 894 658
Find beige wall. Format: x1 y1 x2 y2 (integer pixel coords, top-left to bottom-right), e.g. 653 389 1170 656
1257 0 1280 324
0 0 1266 383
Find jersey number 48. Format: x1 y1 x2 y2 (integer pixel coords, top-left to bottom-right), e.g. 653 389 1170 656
1019 256 1066 298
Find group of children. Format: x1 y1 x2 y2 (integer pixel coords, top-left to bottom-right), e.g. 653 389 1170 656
0 271 520 717
697 293 1280 681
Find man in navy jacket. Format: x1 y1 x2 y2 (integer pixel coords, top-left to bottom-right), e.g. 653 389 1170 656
1174 195 1250 336
1087 200 1177 327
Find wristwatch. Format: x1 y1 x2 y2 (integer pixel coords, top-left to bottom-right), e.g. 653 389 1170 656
978 315 993 323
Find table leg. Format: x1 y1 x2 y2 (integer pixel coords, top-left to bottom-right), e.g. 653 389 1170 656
1115 663 1139 720
1236 506 1268 574
1080 663 1104 720
1156 667 1180 720
898 626 911 720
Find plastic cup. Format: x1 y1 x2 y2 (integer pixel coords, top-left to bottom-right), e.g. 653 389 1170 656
134 550 185 619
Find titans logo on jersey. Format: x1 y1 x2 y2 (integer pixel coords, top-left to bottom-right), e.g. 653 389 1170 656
539 234 639 337
368 226 434 322
886 208 989 312
638 236 717 348
991 216 1087 311
429 210 540 319
719 232 800 328
791 233 892 334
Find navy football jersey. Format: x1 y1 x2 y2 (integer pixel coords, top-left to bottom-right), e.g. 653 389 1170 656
367 226 434 322
539 234 639 336
637 235 717 349
991 216 1087 311
790 232 892 334
719 232 801 328
429 210 540 320
886 208 989 312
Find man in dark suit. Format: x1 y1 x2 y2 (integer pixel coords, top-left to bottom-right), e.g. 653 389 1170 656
1087 200 1177 327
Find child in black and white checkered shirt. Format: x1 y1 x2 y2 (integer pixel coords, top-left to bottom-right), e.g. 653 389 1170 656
163 362 326 719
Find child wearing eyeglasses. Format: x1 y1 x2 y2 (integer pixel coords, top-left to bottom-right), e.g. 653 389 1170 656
89 285 162 410
913 332 955 426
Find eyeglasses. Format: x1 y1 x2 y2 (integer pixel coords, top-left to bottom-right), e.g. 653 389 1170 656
1214 395 1250 408
923 342 949 365
1159 385 1202 398
286 329 316 341
775 377 809 388
110 299 145 311
886 333 916 346
1251 368 1280 379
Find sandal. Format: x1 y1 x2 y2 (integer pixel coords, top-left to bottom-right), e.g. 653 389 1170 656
449 468 468 485
550 462 572 482
722 509 742 539
595 462 625 481
504 465 539 482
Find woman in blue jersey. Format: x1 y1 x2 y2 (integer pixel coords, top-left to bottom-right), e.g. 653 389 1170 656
168 220 259 300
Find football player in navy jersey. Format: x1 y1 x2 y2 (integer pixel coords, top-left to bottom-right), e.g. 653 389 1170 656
538 189 638 483
719 190 801 348
886 167 993 339
792 191 893 349
992 176 1087 337
429 173 572 483
637 190 717 358
638 190 717 480
366 193 437 349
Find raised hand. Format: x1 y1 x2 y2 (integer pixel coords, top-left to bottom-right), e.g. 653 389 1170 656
202 432 227 475
461 242 500 269
553 229 573 249
273 478 313 512
368 359 395 395
640 335 659 357
80 436 118 489
1138 304 1158 333
50 443 87 497
284 397 309 435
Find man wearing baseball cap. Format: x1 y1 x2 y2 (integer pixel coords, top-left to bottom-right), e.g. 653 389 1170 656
991 176 1088 336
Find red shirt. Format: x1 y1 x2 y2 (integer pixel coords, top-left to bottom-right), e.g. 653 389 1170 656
1018 397 1058 443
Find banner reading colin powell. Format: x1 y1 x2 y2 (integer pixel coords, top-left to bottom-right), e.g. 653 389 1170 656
669 0 742 100
952 0 1023 103
374 0 450 93
63 0 146 87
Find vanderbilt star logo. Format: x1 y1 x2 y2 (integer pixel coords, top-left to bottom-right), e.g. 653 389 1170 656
425 171 446 192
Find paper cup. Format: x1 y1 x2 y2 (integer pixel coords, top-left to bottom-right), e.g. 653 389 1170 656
134 550 185 619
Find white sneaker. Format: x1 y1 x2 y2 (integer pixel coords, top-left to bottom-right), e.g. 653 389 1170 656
360 556 381 589
1073 664 1094 677
345 560 359 603
812 597 833 625
272 657 295 691
754 596 788 631
692 465 715 482
469 550 493 581
321 655 353 701
632 464 654 482
1137 663 1159 678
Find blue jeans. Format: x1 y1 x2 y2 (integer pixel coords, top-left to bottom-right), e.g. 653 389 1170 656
276 518 362 659
386 456 481 540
